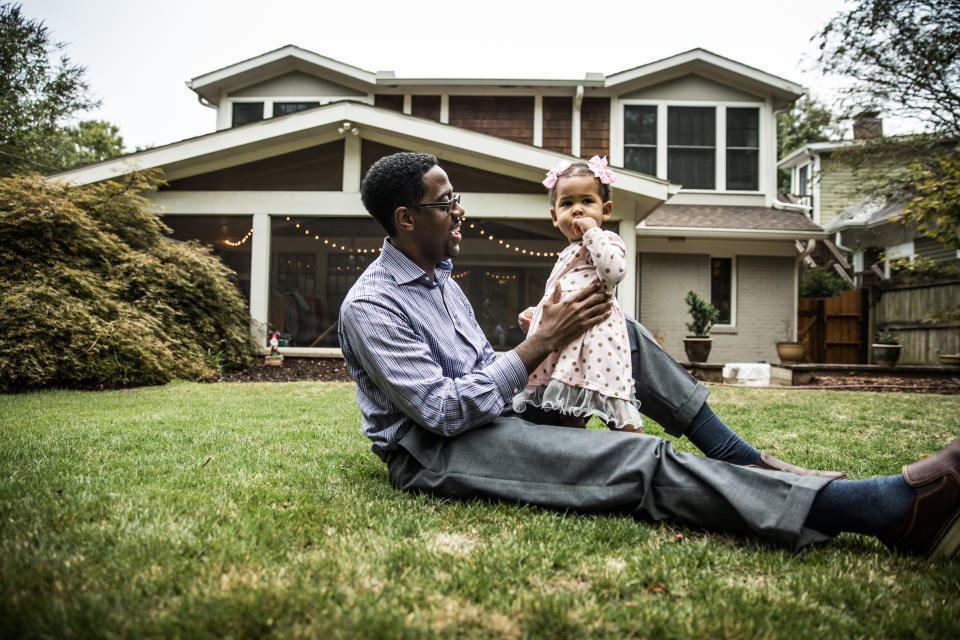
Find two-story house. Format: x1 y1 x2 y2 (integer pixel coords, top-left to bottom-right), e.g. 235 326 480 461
54 45 823 363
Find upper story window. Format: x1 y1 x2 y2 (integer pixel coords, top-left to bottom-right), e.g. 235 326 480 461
232 102 264 126
621 104 761 192
668 107 715 189
273 102 320 117
726 108 758 190
623 105 657 176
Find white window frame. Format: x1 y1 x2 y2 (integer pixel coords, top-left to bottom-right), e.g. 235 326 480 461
616 99 765 195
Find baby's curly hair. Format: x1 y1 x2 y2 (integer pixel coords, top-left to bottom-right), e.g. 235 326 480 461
547 162 613 205
360 152 438 235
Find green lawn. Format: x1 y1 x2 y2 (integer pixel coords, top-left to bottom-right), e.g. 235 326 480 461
1 381 958 639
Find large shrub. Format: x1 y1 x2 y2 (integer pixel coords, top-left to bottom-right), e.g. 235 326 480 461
0 171 253 391
799 267 853 298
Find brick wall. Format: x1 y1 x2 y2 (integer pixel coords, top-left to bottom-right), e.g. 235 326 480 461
639 253 794 363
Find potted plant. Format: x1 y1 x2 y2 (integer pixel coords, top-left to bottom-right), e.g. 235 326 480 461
775 319 805 364
683 290 720 363
872 327 902 366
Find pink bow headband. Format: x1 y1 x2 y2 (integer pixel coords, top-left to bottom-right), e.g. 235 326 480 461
542 156 616 189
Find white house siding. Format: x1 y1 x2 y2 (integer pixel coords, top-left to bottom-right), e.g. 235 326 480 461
228 71 367 98
619 75 761 102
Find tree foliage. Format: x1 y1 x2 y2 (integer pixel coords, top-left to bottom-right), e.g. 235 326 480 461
777 96 842 160
684 290 719 337
799 267 853 298
816 0 960 136
816 0 960 272
0 171 254 391
777 96 843 194
0 3 125 175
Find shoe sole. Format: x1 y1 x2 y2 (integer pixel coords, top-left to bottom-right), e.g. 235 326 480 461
929 506 960 558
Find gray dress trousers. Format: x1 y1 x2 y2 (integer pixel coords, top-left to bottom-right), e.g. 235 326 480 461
386 317 834 550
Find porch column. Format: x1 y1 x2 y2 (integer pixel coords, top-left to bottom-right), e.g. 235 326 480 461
250 212 271 351
618 218 637 317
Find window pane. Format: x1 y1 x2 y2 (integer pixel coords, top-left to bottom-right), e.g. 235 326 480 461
624 147 656 176
668 149 715 189
162 215 253 303
726 108 758 148
711 258 732 324
273 102 321 117
232 102 264 126
668 107 715 146
624 105 657 145
726 149 758 190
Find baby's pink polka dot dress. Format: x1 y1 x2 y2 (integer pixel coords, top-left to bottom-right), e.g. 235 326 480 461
513 228 642 431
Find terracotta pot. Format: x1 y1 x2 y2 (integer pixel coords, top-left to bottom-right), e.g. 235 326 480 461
683 337 712 363
872 343 902 366
775 341 805 364
939 353 960 366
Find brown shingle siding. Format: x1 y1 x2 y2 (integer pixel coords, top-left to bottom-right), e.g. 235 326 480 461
374 94 403 112
449 96 534 144
542 97 572 154
580 97 610 159
411 95 441 121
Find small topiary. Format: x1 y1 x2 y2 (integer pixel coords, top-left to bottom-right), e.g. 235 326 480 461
684 290 720 337
0 171 254 392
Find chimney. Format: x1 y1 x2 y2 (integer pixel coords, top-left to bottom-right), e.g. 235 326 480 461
853 111 883 139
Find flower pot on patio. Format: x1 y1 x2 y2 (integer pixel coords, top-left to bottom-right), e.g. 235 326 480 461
683 337 713 363
871 343 901 366
775 341 805 364
939 353 960 366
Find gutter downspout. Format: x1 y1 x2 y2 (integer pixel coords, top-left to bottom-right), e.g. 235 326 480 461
772 199 811 215
572 85 584 157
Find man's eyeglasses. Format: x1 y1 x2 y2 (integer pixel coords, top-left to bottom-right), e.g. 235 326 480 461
406 193 463 219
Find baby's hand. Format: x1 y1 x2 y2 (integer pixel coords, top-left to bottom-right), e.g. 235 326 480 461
518 307 535 333
572 218 599 236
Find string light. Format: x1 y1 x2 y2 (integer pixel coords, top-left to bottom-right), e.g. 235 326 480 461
224 228 253 247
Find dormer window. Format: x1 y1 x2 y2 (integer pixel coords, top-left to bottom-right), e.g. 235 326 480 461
273 102 320 116
232 102 264 126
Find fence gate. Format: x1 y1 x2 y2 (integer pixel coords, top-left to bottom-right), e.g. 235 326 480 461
797 289 865 363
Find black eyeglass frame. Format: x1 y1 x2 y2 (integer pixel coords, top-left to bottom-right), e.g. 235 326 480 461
404 193 462 216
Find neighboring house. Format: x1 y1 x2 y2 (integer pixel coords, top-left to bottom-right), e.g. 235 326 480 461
53 45 823 363
779 114 960 283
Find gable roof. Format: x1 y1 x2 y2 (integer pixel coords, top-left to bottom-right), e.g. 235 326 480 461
777 140 854 169
185 45 804 103
50 100 675 219
606 49 805 108
187 45 377 103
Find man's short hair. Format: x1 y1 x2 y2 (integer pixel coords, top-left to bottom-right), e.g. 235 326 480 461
360 152 438 235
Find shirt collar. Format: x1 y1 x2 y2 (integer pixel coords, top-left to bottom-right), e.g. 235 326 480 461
380 238 452 285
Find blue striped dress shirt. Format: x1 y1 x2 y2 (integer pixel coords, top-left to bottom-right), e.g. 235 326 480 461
338 238 528 460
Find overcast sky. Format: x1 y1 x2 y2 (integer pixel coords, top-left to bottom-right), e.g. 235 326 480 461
22 0 878 151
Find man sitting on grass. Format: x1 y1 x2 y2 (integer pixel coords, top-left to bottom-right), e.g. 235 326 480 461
338 151 959 558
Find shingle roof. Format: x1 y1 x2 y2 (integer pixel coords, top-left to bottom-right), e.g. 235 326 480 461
643 205 823 232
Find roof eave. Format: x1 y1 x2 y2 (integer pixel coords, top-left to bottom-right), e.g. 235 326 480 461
637 225 827 240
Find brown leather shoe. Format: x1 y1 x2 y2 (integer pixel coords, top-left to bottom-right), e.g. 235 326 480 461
755 452 849 480
880 437 960 558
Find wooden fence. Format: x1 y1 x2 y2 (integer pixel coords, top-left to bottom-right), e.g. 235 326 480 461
872 281 960 364
798 289 865 364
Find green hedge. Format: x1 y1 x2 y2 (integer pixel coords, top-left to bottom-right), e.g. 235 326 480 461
0 171 253 391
